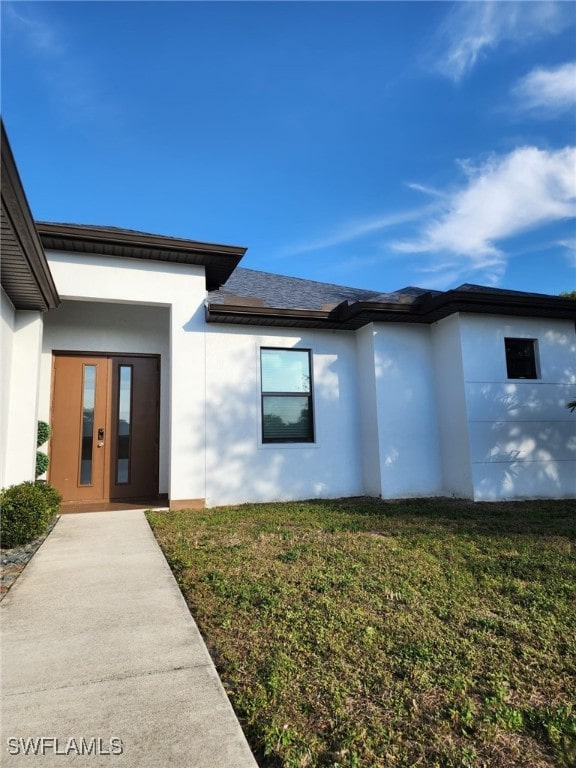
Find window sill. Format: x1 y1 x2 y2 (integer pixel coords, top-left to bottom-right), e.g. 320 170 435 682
258 442 320 451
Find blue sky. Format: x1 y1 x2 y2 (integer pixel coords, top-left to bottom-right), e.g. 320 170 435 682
2 1 575 295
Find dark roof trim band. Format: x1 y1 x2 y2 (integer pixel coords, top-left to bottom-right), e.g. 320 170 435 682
36 222 247 291
1 121 60 311
206 289 576 330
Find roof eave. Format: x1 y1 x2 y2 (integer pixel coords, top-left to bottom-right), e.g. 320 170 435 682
205 289 576 330
1 121 60 311
205 298 433 330
420 290 576 323
36 222 248 290
205 302 363 330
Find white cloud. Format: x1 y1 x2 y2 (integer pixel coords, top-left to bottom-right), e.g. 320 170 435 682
4 4 63 56
431 1 574 82
512 62 576 115
557 239 576 268
3 3 120 124
392 146 576 283
283 206 432 255
405 182 448 200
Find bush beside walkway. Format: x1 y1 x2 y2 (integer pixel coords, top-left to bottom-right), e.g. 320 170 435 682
1 481 61 549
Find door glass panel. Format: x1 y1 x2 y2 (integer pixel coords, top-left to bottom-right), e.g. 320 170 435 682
80 365 96 485
117 365 132 484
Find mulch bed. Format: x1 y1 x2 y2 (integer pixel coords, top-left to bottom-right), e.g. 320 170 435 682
0 517 59 601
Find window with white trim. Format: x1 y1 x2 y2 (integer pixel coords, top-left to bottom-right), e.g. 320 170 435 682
505 338 538 379
260 348 314 443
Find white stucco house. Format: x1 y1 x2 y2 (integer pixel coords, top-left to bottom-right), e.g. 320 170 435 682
2 122 575 509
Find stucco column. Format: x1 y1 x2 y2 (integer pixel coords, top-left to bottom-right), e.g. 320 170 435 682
4 310 43 486
168 296 207 508
356 325 382 496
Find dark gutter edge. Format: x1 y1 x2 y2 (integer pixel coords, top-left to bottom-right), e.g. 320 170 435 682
206 302 361 330
204 300 432 330
337 294 431 321
206 288 576 330
37 221 248 290
424 289 576 315
36 222 247 259
211 303 333 319
1 122 60 310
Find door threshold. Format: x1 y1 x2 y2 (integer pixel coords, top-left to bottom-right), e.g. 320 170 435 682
59 498 169 514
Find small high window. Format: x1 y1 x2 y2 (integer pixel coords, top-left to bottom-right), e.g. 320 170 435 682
261 348 314 443
505 338 538 379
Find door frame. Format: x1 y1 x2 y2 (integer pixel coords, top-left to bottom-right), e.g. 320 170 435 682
49 350 161 504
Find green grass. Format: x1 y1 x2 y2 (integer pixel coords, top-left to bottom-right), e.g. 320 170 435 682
147 497 576 768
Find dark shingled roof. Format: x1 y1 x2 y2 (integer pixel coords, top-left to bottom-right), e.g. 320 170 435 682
207 270 576 330
453 283 567 299
208 267 434 310
36 221 245 251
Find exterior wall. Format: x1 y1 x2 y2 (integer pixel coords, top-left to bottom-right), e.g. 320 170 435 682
460 314 576 500
40 301 170 493
1 289 43 487
370 324 443 498
14 249 572 506
46 252 207 505
204 325 363 507
431 314 474 498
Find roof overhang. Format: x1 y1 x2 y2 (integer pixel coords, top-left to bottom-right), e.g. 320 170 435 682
36 222 247 291
1 122 60 311
206 288 576 330
419 289 576 323
206 302 353 330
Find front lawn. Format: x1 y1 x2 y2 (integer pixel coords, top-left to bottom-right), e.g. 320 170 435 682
147 497 576 768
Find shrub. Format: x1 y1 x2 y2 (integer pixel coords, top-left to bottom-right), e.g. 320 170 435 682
36 421 51 448
35 482 62 522
36 421 52 479
0 481 61 549
36 451 49 478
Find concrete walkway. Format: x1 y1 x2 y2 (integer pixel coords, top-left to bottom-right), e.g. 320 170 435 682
1 511 259 767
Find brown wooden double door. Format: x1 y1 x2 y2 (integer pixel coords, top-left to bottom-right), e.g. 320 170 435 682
50 354 160 504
